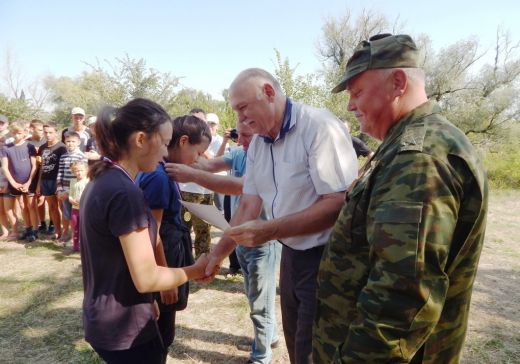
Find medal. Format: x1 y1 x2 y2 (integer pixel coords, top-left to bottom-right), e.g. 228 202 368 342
184 211 191 222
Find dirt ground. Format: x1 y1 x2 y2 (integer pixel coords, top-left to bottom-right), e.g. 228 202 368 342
0 190 518 363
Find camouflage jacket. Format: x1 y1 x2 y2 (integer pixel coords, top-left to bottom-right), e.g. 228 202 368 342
313 101 488 363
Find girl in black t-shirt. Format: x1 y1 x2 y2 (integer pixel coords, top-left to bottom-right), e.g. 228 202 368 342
80 99 208 364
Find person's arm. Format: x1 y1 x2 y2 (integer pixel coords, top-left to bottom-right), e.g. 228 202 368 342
215 134 229 157
22 155 37 190
120 227 208 293
36 152 44 196
149 208 178 304
68 180 78 207
186 156 231 173
56 155 65 191
166 163 243 195
226 191 345 247
203 193 263 277
85 150 101 161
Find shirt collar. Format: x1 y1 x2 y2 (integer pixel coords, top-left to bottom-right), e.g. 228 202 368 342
375 100 439 156
261 98 293 144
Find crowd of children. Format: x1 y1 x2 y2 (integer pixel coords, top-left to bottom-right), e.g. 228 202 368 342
0 108 94 253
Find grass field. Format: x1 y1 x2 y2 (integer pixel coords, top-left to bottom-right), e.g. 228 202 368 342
0 190 518 363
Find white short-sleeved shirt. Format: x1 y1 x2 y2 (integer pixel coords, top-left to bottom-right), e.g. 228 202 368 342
243 100 358 250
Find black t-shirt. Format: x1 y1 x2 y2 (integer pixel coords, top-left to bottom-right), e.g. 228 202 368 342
80 167 158 350
39 142 67 181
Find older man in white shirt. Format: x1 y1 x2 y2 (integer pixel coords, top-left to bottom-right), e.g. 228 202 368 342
204 68 358 364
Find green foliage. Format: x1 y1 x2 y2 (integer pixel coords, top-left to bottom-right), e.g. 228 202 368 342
0 93 40 121
43 55 181 126
273 49 329 108
484 144 520 189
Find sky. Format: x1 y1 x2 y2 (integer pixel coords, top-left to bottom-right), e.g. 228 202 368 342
1 0 519 100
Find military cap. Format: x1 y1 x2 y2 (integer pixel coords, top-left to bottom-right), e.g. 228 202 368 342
332 33 421 93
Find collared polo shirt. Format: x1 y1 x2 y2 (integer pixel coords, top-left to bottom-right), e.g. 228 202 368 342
243 100 358 250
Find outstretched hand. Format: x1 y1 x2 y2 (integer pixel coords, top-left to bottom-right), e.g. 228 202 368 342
192 253 210 280
195 251 222 284
164 163 196 183
225 220 275 247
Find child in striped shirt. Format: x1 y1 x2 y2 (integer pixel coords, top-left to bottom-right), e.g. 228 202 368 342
56 131 86 242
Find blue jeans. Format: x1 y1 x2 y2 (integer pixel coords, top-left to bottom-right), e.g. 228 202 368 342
236 241 280 364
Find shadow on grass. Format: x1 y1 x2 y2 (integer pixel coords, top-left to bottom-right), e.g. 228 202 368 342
169 326 251 363
190 273 246 295
0 264 101 363
472 267 520 323
21 238 83 262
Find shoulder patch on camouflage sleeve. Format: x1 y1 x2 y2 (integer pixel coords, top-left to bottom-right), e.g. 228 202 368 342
398 124 426 153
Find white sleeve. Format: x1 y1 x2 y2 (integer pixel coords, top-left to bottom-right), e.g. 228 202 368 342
307 111 358 194
242 136 259 196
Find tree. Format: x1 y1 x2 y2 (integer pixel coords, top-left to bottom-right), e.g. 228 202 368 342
44 55 181 126
424 28 520 142
314 11 520 146
0 48 49 120
273 49 328 108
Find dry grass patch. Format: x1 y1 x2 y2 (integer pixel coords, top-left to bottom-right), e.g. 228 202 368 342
0 190 518 363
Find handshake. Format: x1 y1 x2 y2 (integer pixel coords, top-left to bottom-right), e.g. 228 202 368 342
189 252 222 284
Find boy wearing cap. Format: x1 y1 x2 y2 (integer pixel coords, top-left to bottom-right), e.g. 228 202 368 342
313 34 488 363
61 107 91 152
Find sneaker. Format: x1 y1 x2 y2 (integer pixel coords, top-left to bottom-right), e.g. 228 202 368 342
26 232 36 242
237 339 279 351
226 267 242 277
38 222 47 233
59 234 71 243
47 225 55 235
18 228 30 240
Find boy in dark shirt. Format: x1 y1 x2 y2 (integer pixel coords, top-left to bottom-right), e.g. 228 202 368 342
1 122 38 241
26 119 48 233
37 122 67 239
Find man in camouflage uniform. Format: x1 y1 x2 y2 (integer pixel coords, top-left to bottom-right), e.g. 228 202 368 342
313 34 488 363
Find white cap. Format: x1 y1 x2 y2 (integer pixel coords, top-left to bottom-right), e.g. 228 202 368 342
87 116 97 126
71 107 85 116
206 113 220 124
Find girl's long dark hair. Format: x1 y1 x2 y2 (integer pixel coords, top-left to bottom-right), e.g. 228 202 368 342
89 98 171 179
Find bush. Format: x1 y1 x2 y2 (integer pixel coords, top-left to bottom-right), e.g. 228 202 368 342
484 146 520 189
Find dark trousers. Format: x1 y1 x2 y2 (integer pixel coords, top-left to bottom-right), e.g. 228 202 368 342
71 208 80 251
93 335 164 364
157 310 176 361
280 244 324 364
224 195 240 270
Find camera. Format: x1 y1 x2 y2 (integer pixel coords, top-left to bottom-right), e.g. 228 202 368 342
229 128 239 140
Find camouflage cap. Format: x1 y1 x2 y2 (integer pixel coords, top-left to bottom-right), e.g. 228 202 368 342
331 33 421 93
